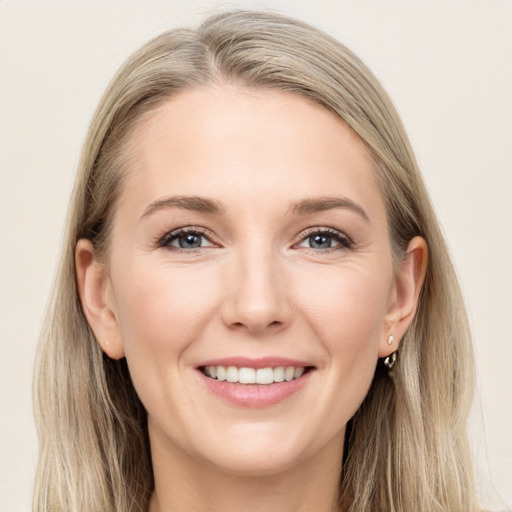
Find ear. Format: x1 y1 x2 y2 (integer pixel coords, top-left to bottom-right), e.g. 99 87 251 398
379 236 428 358
75 239 125 359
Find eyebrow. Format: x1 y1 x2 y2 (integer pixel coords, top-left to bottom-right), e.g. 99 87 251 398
140 194 369 222
290 197 370 222
140 195 225 220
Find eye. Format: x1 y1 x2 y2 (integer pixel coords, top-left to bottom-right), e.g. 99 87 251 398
159 228 215 250
297 228 352 251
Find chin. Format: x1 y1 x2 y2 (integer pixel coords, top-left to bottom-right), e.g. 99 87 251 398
187 420 345 478
201 444 311 478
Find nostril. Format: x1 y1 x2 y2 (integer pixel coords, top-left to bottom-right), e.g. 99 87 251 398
230 319 281 326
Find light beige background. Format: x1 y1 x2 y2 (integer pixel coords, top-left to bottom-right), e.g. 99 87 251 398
1 1 510 510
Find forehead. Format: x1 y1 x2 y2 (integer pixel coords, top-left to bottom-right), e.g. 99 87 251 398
118 85 385 220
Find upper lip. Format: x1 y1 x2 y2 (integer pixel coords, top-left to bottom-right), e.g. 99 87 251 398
196 356 313 369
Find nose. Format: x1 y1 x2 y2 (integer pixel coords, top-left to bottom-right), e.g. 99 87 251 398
221 246 292 335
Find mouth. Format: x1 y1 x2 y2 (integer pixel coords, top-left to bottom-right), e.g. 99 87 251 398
196 359 315 407
199 365 314 385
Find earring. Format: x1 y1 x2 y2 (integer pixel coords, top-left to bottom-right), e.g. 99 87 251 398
384 351 397 369
388 335 395 345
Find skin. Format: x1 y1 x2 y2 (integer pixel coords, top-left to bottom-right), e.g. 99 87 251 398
76 85 427 512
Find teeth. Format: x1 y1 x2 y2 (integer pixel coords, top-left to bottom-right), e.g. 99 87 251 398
256 367 274 385
284 367 295 381
294 367 304 379
274 366 285 382
216 366 226 382
239 367 256 384
226 366 238 383
203 365 308 384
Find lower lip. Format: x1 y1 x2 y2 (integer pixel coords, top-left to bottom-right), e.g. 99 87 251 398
198 370 313 408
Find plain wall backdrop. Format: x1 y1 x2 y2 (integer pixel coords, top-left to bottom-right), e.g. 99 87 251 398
1 1 510 510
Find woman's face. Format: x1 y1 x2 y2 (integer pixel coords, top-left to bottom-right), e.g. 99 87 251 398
82 86 415 476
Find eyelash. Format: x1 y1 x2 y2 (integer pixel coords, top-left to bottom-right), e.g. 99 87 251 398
158 227 216 251
296 227 353 252
157 226 353 252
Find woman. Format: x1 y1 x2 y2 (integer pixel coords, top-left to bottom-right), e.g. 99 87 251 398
33 10 481 512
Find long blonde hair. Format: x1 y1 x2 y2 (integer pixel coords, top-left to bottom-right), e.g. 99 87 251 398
33 10 480 512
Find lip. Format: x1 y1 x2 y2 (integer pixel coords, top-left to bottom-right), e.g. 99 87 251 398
196 356 315 408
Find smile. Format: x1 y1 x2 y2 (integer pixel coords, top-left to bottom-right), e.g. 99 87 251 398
197 358 315 407
201 365 309 384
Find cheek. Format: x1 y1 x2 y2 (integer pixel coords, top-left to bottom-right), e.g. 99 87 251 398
296 261 392 357
109 260 226 426
305 264 392 413
111 259 221 364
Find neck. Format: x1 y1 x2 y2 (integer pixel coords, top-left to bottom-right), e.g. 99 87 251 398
148 430 344 512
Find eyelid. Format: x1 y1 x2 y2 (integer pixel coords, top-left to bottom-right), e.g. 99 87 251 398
155 225 352 252
295 226 353 250
157 226 219 249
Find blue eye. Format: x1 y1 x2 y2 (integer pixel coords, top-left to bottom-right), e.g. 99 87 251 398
309 233 334 249
160 229 214 250
173 233 204 249
298 229 351 251
159 227 350 252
